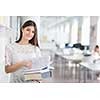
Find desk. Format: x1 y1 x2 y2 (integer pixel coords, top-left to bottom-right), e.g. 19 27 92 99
79 62 100 82
55 51 83 80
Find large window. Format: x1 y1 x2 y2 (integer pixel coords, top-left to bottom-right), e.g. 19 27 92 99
64 23 70 43
71 19 78 44
81 17 90 45
0 16 10 28
56 26 60 44
97 17 100 45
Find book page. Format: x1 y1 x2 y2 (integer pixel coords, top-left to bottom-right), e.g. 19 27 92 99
24 56 50 72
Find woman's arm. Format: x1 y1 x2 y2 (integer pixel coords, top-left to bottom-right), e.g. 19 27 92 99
5 61 32 73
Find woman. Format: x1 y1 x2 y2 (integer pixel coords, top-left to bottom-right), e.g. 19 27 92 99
93 45 100 57
5 20 41 83
92 45 100 81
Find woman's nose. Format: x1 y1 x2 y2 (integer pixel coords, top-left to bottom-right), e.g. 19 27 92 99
28 31 32 34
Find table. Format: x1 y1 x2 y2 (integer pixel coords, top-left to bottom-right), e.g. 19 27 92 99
79 61 100 82
55 51 83 80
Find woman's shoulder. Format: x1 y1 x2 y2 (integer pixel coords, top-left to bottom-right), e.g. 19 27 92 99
30 45 41 52
33 45 40 51
29 44 39 49
5 42 17 50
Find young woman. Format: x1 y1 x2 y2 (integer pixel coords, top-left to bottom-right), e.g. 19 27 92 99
92 45 100 81
93 45 100 57
5 20 41 83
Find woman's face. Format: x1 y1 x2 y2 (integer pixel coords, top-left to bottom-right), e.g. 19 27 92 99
22 26 35 41
95 48 99 52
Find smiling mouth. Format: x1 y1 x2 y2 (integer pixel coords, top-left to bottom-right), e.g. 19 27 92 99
26 35 33 37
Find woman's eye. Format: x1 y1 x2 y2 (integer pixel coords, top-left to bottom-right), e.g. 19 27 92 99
32 31 35 33
26 29 35 33
26 29 30 31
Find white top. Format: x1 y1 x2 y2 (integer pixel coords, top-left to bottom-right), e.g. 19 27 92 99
5 43 41 83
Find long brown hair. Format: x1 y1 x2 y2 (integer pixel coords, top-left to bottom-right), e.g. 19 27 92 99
16 20 39 47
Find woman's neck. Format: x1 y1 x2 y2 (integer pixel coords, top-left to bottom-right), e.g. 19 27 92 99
19 39 29 45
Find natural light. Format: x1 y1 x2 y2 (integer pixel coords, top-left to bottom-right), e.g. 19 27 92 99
97 17 100 46
70 19 78 44
81 17 90 45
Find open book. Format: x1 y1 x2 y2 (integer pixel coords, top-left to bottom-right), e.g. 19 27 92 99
25 56 50 71
24 56 54 81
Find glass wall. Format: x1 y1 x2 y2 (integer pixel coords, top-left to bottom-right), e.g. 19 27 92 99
97 17 100 46
70 19 78 44
81 16 90 45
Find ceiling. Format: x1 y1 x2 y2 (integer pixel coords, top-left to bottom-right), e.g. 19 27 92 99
40 16 71 28
40 16 82 28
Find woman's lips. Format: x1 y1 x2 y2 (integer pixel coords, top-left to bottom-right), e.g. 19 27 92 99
26 35 33 38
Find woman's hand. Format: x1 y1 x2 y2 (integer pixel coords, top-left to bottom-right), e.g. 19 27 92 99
22 61 32 69
5 61 33 73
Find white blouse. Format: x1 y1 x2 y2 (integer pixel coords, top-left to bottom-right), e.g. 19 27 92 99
5 43 41 83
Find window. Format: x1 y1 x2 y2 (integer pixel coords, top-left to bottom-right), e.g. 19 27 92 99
81 17 90 45
64 23 70 43
0 16 10 28
71 19 78 44
97 17 100 45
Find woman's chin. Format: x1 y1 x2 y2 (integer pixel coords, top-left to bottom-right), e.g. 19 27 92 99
26 37 33 40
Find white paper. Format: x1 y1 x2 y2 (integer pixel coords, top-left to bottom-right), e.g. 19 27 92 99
24 56 50 72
